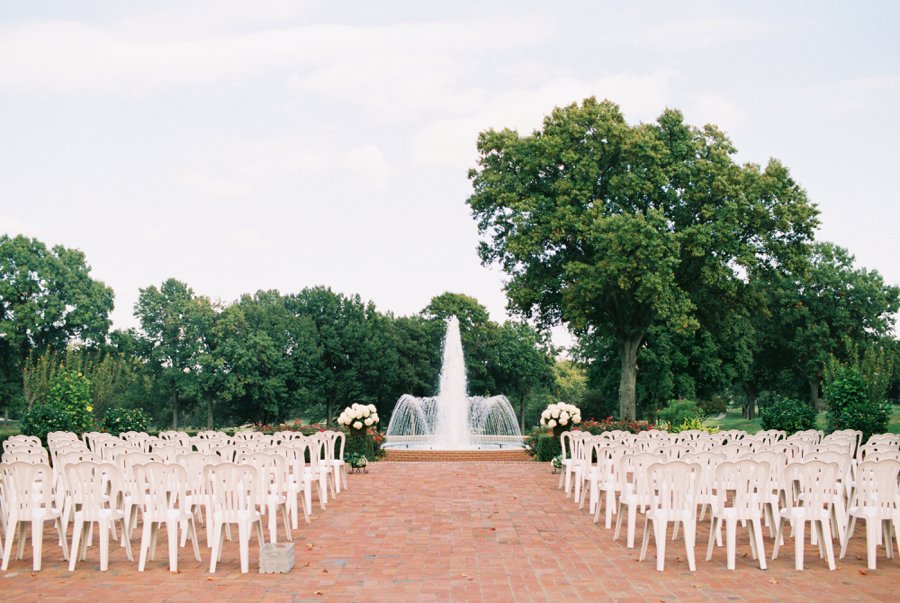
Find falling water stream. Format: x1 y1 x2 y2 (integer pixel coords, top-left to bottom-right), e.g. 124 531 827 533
384 316 523 450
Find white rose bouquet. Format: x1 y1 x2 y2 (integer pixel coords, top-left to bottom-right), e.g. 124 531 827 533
337 403 380 435
540 402 581 434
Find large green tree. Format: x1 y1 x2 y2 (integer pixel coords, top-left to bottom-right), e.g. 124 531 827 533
134 278 213 428
0 235 114 411
749 242 899 409
286 287 395 425
467 98 818 419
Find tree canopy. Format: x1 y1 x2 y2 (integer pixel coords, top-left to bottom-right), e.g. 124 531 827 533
467 97 819 418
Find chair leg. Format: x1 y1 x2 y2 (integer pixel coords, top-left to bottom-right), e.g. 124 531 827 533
98 519 110 572
281 505 292 542
751 517 767 570
639 516 651 562
794 519 806 570
189 519 201 562
166 519 178 572
865 518 878 571
55 517 68 561
209 522 222 573
655 520 667 572
1 520 15 571
726 517 736 570
604 489 615 529
613 502 624 540
772 518 784 560
706 517 718 562
820 519 836 570
120 518 133 562
239 523 250 574
68 518 83 571
138 522 152 571
31 520 42 572
684 519 696 572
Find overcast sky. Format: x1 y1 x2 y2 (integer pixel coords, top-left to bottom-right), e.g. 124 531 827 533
1 1 898 345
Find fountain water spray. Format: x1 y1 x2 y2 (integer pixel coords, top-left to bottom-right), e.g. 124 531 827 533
385 316 523 450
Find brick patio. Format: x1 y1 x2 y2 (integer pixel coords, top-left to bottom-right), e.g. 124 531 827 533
1 461 897 602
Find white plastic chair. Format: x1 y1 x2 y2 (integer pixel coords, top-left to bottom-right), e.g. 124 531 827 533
613 452 659 548
840 459 900 570
772 460 839 570
236 452 292 544
133 462 201 572
66 462 133 571
0 462 68 571
705 459 769 570
639 461 701 571
205 463 265 574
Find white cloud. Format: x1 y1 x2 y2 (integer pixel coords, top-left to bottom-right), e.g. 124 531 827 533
410 71 679 170
341 145 391 190
179 171 249 198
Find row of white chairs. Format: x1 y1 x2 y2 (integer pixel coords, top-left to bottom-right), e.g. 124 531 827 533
0 429 352 573
558 428 900 572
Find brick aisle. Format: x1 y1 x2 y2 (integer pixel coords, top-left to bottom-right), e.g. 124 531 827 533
1 462 897 602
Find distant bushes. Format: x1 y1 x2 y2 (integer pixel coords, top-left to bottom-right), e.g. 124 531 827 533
826 366 890 442
760 397 816 434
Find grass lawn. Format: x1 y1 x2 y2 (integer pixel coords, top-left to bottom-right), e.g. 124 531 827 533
706 405 900 434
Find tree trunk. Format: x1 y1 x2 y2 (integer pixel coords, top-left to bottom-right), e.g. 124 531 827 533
172 390 179 430
618 334 642 420
808 375 820 411
206 398 214 429
743 383 757 419
326 398 334 428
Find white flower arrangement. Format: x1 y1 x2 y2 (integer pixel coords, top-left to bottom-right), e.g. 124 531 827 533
337 402 380 432
540 402 581 429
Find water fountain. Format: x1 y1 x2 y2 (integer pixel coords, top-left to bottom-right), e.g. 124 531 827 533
384 316 524 450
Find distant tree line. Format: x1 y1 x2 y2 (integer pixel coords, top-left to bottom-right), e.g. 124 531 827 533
0 234 556 428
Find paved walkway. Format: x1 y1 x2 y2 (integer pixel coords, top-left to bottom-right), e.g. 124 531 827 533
2 462 898 602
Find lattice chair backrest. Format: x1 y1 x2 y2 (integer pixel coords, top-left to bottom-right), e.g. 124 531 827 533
65 462 123 518
852 459 900 516
204 463 259 519
647 461 700 516
714 460 769 519
783 460 839 518
2 462 55 515
133 462 188 517
2 448 49 464
3 435 42 451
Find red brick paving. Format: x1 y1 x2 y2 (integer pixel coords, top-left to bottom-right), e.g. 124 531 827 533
1 461 897 602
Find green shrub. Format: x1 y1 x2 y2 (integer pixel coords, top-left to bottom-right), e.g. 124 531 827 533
21 370 94 441
826 366 890 442
697 396 728 419
657 399 701 429
524 427 562 461
101 407 151 435
343 428 384 460
672 417 720 434
760 397 816 434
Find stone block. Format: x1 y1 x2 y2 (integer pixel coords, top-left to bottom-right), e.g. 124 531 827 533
259 542 295 574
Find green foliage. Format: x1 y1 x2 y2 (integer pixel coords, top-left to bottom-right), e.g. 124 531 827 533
825 366 890 441
345 451 369 469
575 417 655 434
21 370 95 440
344 428 384 460
760 397 816 434
101 406 151 435
698 396 728 419
748 243 900 408
525 428 561 462
468 98 818 421
657 399 701 429
672 417 719 434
